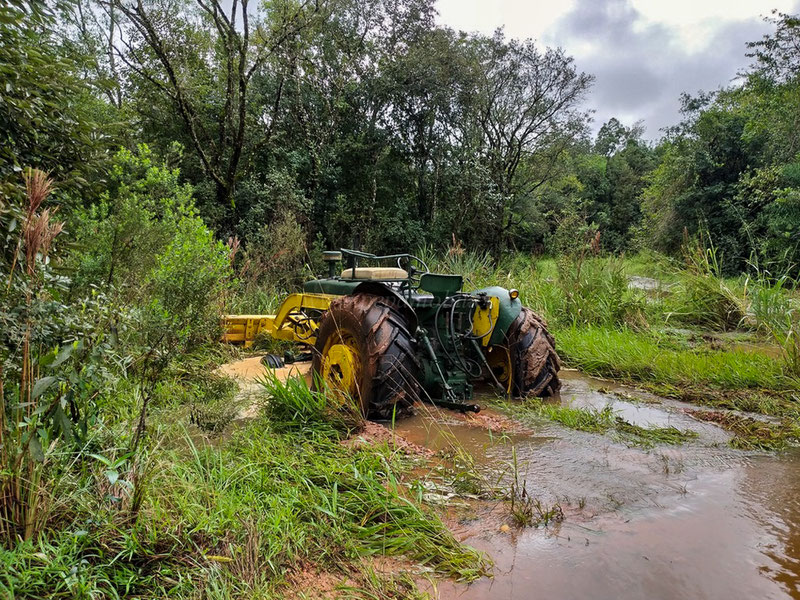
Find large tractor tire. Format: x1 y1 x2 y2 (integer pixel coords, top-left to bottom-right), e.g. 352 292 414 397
312 293 421 419
491 307 561 397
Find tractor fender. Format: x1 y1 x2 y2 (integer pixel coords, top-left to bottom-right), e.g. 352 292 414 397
472 286 522 345
351 281 418 331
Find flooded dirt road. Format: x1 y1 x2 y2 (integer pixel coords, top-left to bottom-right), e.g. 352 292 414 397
221 354 800 598
395 371 800 600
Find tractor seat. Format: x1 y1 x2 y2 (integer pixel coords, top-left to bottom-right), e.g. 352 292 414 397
341 267 408 280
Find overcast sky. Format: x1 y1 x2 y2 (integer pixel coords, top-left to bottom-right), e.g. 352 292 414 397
436 0 800 140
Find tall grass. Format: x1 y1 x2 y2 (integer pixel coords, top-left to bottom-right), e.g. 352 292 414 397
1 394 488 597
258 372 365 435
748 272 800 376
557 326 794 392
664 240 745 330
1 169 65 544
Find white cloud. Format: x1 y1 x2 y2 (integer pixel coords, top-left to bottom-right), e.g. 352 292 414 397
435 0 575 39
435 0 800 139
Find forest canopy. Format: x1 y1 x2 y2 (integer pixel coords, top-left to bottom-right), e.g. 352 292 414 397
1 1 799 275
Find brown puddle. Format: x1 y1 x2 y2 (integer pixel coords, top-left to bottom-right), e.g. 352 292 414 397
217 355 313 419
219 356 800 598
392 374 800 600
217 354 312 383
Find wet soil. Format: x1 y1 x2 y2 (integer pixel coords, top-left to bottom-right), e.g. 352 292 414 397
218 355 312 418
219 354 800 599
392 373 800 600
218 354 312 383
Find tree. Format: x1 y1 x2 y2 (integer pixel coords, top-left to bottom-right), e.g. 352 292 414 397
0 1 112 195
746 10 800 83
108 0 322 209
463 32 593 250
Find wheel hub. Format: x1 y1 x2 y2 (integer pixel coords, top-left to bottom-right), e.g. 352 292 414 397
322 342 359 396
487 346 513 395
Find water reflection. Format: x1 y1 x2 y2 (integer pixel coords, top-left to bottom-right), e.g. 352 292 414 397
398 373 800 600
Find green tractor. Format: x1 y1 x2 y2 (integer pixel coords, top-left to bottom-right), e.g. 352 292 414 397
223 249 560 417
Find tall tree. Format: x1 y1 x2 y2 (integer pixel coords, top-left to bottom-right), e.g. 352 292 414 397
464 32 593 250
108 0 322 209
0 1 111 195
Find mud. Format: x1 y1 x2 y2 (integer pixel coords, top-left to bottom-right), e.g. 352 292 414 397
342 420 434 457
217 354 312 383
283 563 345 599
217 355 312 419
393 373 800 600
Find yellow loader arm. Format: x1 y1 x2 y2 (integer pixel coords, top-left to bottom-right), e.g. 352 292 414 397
222 293 337 348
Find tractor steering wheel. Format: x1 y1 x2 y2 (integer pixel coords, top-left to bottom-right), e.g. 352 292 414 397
397 255 429 288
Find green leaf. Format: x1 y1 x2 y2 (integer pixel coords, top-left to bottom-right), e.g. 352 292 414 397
105 469 119 486
50 344 73 368
89 453 112 466
54 404 73 443
31 376 57 399
29 437 44 462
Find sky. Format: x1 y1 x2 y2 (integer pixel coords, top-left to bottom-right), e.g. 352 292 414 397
436 0 800 140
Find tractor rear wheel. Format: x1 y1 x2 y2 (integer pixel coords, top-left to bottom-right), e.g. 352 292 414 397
312 294 420 419
504 307 561 397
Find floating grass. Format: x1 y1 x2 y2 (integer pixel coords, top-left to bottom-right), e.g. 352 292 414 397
500 398 698 448
612 417 699 449
689 410 800 451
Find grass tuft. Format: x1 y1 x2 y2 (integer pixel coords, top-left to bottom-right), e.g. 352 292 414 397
688 410 800 451
501 398 698 448
612 417 699 448
258 372 365 435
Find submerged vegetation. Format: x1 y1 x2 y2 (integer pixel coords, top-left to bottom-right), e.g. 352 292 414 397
500 397 699 449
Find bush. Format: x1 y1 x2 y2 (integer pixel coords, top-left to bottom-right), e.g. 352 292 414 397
68 144 194 296
666 236 745 330
238 209 310 293
144 214 232 350
1 170 124 545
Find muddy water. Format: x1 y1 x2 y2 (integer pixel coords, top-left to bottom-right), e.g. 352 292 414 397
395 373 800 600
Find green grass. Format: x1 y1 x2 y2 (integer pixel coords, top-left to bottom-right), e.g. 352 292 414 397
535 402 616 433
622 250 681 283
1 379 488 598
498 398 697 448
258 372 366 435
612 417 699 448
689 410 800 451
556 325 796 393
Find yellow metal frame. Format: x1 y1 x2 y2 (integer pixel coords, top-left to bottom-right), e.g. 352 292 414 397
472 297 500 346
222 293 337 348
224 292 498 349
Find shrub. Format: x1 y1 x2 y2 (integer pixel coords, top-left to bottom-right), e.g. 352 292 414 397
1 170 123 544
68 144 194 297
145 214 232 348
666 235 745 330
238 209 309 293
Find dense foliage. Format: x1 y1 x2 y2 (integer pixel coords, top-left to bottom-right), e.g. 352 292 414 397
1 2 797 271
